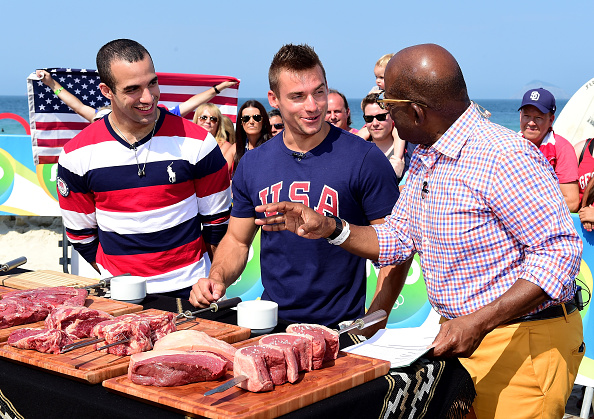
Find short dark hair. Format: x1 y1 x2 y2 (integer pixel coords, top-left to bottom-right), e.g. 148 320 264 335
361 93 380 113
268 108 282 119
96 39 152 91
328 89 352 126
268 44 326 95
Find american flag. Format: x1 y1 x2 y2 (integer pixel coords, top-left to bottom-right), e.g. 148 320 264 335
27 68 240 164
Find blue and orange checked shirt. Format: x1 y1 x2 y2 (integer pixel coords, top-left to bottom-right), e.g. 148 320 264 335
373 104 582 319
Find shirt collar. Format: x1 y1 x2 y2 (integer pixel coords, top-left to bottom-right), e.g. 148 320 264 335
431 103 480 160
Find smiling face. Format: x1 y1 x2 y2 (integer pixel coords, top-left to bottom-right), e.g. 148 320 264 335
520 105 554 145
364 102 393 142
268 65 328 140
325 92 350 130
196 108 219 136
99 55 160 131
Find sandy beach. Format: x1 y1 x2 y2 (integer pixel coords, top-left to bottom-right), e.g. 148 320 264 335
0 216 65 272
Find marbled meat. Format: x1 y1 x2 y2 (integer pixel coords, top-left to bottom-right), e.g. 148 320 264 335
286 323 339 367
45 305 113 338
8 328 74 354
234 346 287 392
259 333 312 382
92 317 153 356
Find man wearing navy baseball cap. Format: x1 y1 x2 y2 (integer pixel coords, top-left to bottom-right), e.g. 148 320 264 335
519 87 579 212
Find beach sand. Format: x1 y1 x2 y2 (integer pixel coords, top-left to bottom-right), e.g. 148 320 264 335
0 216 64 272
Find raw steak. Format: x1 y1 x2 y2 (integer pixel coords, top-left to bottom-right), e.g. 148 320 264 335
153 330 236 370
45 305 113 338
0 298 51 329
8 328 74 354
104 313 176 343
287 324 339 367
259 333 313 382
234 346 286 392
128 350 228 386
2 286 87 309
92 317 152 356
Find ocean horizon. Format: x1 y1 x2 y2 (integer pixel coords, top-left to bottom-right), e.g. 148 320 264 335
0 95 569 136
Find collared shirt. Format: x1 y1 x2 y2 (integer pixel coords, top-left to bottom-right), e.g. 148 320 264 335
373 104 582 319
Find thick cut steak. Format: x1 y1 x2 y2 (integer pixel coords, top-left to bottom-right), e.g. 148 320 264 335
0 298 50 329
2 287 87 309
153 330 236 370
45 305 113 338
92 317 152 356
287 323 339 367
234 346 286 392
128 350 228 386
259 333 313 382
8 328 74 354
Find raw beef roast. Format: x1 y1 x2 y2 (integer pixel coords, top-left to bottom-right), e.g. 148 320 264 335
8 328 74 354
2 287 87 309
153 330 236 370
92 317 153 356
45 306 113 338
287 324 339 367
0 298 51 329
259 333 313 382
234 346 287 392
128 350 228 386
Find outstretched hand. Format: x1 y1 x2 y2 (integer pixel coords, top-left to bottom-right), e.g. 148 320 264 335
254 202 333 240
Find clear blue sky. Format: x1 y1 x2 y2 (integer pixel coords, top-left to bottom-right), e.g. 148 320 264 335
1 1 592 99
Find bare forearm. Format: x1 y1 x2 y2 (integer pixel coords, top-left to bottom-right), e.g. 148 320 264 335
339 224 381 260
208 236 250 288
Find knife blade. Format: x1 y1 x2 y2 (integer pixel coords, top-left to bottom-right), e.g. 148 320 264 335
80 273 132 290
338 309 387 335
0 257 27 272
175 297 242 324
204 375 248 396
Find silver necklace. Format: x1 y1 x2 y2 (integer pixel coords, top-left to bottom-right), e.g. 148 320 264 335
112 118 157 177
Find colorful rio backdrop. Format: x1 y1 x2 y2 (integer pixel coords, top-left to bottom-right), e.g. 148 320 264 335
1 131 593 378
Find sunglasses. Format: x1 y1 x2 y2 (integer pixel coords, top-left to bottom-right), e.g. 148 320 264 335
363 113 390 123
376 90 428 111
241 114 263 124
198 115 218 123
273 123 284 130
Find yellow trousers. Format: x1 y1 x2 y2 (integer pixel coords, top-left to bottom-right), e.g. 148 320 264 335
459 309 584 419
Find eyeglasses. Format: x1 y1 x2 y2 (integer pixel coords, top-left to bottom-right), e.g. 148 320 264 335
273 123 284 130
363 113 390 123
199 115 218 123
241 114 263 124
376 91 428 110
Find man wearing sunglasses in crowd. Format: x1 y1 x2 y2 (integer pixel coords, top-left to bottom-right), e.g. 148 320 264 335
361 93 406 183
190 43 411 337
253 43 583 418
268 108 285 137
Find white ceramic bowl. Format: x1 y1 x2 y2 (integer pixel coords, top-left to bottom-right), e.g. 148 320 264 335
237 300 278 333
110 276 146 304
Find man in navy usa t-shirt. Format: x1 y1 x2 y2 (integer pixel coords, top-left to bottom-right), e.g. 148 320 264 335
190 44 407 332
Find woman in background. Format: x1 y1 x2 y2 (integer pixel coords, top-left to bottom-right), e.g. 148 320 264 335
193 103 231 155
225 100 271 177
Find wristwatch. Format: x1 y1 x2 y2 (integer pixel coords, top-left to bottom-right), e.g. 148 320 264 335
326 215 343 241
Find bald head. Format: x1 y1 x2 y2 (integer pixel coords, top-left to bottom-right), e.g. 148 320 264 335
385 44 470 116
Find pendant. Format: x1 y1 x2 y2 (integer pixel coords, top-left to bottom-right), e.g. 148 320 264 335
138 168 145 177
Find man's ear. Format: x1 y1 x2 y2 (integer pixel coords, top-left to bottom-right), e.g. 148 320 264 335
99 82 114 100
268 90 278 109
411 103 425 126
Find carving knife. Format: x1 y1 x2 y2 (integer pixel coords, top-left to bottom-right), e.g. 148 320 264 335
203 309 388 396
0 257 27 272
175 297 242 325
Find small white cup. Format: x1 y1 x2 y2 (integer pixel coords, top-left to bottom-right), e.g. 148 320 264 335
110 276 146 304
237 300 278 332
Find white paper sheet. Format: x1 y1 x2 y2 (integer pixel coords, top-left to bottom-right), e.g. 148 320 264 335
342 324 440 368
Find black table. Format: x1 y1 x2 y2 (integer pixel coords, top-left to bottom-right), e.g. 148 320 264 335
0 294 475 419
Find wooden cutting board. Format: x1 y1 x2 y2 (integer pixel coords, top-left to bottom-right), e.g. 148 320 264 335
0 295 143 342
102 337 391 419
0 309 250 384
0 270 99 289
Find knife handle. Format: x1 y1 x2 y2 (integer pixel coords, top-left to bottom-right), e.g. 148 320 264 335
357 309 388 329
0 257 27 272
211 297 242 312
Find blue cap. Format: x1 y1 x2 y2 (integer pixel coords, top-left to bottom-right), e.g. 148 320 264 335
518 88 556 114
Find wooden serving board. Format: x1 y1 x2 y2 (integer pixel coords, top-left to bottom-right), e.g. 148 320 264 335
0 270 99 290
0 295 143 342
103 337 391 419
0 309 250 384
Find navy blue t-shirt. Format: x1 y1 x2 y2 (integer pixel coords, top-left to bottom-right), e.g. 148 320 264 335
231 124 399 327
